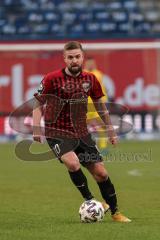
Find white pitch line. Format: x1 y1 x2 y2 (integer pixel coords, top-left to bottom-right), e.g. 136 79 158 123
127 169 143 177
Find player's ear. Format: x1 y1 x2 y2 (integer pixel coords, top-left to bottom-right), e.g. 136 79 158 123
63 50 66 60
81 51 85 61
63 52 67 63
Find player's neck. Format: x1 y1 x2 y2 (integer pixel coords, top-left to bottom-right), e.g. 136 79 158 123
65 67 81 77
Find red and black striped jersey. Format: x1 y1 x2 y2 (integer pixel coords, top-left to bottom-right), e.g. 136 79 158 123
34 68 104 138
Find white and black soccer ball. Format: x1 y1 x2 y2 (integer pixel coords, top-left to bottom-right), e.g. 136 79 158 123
79 199 105 223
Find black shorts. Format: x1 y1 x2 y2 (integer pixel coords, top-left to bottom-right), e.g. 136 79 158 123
46 134 103 166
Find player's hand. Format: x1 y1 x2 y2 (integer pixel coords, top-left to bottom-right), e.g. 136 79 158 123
33 135 42 143
108 135 118 146
107 126 118 146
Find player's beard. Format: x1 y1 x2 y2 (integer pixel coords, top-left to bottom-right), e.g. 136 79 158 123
68 65 82 75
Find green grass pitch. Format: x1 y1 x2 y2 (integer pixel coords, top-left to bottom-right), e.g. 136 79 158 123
0 140 159 240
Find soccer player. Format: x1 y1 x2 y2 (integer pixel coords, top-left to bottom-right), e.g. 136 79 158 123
85 57 108 150
33 41 131 223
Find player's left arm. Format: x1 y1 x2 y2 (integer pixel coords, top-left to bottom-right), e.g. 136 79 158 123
90 74 118 145
92 98 118 145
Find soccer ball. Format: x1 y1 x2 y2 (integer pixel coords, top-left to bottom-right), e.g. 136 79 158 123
79 199 105 223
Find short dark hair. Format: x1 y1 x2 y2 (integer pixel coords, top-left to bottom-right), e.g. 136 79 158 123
64 41 83 52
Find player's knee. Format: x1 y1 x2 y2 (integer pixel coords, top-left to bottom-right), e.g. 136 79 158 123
61 152 80 171
95 170 108 182
66 160 80 172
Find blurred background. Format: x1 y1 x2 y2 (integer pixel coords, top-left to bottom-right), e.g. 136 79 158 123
0 0 160 143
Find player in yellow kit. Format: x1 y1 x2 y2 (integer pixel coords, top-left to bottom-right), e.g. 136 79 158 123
85 57 108 150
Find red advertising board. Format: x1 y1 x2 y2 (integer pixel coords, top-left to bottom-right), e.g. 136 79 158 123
0 46 159 113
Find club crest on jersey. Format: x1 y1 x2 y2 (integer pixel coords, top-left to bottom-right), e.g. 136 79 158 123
82 82 90 92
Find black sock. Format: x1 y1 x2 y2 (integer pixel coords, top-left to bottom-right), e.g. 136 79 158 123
68 169 93 200
97 177 118 214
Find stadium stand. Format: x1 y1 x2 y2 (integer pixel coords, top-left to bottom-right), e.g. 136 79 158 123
0 0 160 40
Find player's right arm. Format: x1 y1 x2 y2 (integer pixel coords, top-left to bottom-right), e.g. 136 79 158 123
33 73 52 142
33 99 43 142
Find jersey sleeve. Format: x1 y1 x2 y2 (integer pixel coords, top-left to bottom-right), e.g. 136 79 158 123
34 74 52 104
90 75 105 100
